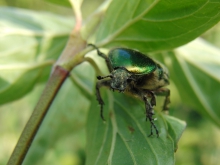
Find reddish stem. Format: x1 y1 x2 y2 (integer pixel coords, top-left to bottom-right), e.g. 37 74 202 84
7 66 69 165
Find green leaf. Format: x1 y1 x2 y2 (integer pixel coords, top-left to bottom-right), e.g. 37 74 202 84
202 22 220 48
0 64 51 105
175 39 220 126
44 0 71 7
0 7 73 105
23 62 95 165
157 38 220 126
164 115 186 151
86 91 186 165
96 0 220 52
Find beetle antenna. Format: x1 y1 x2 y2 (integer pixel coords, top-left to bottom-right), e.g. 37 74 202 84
97 75 113 80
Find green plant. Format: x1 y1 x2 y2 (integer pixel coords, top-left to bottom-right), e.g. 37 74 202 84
1 0 220 165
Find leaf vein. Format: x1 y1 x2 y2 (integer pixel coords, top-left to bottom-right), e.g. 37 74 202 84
131 0 141 19
108 92 118 165
99 0 160 46
118 133 137 165
107 0 128 37
94 121 110 165
113 13 219 44
141 0 209 23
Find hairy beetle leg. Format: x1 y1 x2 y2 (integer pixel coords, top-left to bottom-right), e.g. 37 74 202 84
96 79 112 121
97 75 112 80
149 117 159 138
143 95 159 137
88 44 113 72
145 90 156 107
96 82 105 121
154 88 170 110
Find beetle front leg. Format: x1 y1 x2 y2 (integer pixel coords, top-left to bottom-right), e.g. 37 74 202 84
88 44 113 72
154 88 170 110
96 79 111 121
143 95 159 137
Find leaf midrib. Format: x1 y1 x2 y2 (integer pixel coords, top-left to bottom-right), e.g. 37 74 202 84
98 0 216 46
98 0 160 46
108 91 118 165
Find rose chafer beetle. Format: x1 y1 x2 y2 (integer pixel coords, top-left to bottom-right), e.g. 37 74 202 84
89 44 170 137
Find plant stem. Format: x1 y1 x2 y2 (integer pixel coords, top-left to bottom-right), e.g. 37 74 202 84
7 66 69 165
7 1 96 164
69 0 82 33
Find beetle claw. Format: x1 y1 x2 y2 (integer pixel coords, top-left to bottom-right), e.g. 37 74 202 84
97 76 102 80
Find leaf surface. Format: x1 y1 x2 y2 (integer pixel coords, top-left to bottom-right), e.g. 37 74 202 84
0 7 73 105
44 0 71 7
96 0 220 52
154 38 220 126
86 91 186 165
174 39 220 126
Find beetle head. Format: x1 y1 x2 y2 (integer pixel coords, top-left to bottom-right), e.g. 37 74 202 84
110 67 131 91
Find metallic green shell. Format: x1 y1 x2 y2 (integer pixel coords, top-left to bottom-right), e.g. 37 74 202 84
108 48 156 75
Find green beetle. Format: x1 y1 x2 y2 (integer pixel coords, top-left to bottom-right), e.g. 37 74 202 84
89 44 170 137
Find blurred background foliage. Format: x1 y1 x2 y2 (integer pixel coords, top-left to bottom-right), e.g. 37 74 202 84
0 0 220 165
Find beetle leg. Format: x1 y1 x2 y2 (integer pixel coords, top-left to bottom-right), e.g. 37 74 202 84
154 88 170 110
88 44 113 72
143 95 159 137
128 86 159 137
96 79 111 121
144 90 156 107
97 75 112 80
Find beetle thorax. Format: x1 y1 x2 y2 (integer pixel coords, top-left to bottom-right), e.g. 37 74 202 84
110 68 131 91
